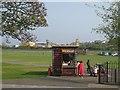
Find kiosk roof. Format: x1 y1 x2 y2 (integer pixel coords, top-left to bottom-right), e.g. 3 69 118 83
52 45 78 48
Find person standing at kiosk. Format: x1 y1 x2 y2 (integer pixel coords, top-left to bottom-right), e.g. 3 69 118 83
76 61 80 75
78 61 84 76
86 59 94 76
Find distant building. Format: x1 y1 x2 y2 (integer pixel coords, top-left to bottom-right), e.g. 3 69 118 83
19 41 35 47
102 40 107 44
14 45 19 48
94 40 102 44
35 42 46 48
70 39 80 46
29 41 35 47
75 38 80 46
94 40 107 44
46 40 52 48
35 40 52 48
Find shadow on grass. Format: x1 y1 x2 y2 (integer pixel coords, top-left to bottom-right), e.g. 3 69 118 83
23 71 48 76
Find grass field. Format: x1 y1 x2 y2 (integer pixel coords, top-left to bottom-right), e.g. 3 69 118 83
2 63 48 79
77 50 118 67
2 49 118 79
2 49 52 65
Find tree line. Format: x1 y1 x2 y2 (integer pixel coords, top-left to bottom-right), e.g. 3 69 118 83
78 41 118 51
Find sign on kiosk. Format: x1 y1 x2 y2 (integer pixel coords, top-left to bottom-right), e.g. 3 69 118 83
62 49 75 53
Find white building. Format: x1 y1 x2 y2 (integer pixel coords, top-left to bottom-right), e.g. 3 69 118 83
35 42 46 48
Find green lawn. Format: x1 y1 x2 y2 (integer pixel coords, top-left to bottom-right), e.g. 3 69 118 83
2 49 52 65
77 50 118 68
2 49 118 79
2 63 48 79
2 49 50 79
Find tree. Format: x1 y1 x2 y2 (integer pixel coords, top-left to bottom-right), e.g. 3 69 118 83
1 2 48 42
93 2 120 47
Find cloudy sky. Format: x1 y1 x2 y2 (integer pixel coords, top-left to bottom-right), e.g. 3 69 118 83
2 2 108 45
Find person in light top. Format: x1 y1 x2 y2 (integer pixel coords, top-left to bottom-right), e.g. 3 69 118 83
76 61 80 75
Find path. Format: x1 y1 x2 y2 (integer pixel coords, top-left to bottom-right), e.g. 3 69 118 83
2 76 118 88
2 61 49 67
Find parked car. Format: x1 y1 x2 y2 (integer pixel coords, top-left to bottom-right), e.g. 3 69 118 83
112 52 118 56
99 51 109 56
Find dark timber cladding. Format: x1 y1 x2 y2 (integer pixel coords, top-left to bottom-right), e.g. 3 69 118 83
52 45 78 76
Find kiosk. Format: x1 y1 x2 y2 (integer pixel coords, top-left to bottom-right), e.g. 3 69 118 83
52 46 78 76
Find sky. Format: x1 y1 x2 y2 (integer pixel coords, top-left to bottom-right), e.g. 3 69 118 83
2 2 108 45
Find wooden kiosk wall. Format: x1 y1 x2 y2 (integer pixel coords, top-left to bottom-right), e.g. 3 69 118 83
52 46 78 76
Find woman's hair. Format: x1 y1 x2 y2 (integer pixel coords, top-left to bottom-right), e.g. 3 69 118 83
80 61 83 63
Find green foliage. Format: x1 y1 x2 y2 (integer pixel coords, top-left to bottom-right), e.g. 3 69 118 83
79 42 111 50
1 2 48 42
93 2 120 46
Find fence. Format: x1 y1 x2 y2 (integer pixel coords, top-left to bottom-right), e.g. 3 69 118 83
98 61 120 85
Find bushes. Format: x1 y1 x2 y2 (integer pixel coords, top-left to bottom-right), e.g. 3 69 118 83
78 42 118 51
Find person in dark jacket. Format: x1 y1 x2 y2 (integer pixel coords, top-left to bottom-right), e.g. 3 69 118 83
86 59 94 76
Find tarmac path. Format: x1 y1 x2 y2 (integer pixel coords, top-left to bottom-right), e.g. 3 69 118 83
2 76 119 88
2 61 49 67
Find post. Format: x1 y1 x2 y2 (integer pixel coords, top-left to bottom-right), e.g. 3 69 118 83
115 69 116 83
106 62 108 83
98 65 101 84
